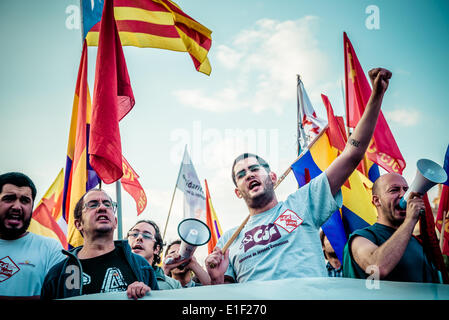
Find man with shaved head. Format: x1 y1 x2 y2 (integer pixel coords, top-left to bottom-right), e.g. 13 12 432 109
342 173 441 283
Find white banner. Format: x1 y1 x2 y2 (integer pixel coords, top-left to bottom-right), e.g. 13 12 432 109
176 146 206 221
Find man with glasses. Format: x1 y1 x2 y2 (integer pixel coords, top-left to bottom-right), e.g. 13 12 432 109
127 220 182 290
41 189 159 299
206 67 393 284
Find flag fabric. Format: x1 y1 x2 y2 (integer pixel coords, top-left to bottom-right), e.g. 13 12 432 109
322 94 380 183
89 0 135 185
176 146 206 221
121 155 148 215
419 194 449 283
291 95 377 262
63 41 100 248
436 144 449 256
81 0 212 75
204 179 223 254
28 169 68 249
297 76 327 153
344 32 405 174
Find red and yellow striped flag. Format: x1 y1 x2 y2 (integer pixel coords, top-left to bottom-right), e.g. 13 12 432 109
82 0 212 75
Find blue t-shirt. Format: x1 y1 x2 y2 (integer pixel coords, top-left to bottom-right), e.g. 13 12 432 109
216 172 342 283
0 232 65 296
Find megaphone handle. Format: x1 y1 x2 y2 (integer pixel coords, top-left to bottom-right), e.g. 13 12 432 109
209 215 250 269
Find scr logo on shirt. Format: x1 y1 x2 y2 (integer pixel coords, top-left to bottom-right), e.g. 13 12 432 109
239 223 281 252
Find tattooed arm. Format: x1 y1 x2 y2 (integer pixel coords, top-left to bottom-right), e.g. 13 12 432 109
325 68 392 196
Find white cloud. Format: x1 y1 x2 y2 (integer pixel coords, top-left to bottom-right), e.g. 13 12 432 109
174 16 337 114
384 108 420 127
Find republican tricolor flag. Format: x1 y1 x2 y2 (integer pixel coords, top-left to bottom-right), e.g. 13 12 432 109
63 41 100 248
204 179 223 254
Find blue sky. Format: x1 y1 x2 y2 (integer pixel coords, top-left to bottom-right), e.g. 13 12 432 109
1 1 448 260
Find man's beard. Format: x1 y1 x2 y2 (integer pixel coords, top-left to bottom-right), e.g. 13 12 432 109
0 212 32 240
244 176 275 210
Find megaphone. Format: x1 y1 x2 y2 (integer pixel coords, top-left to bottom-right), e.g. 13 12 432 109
399 158 448 210
165 218 211 266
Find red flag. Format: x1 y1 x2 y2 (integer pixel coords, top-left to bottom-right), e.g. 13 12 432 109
344 32 405 174
321 94 347 152
436 145 449 255
121 156 147 216
89 0 135 184
419 194 449 283
321 94 349 189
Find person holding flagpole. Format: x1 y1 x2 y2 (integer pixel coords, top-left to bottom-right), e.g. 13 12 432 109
205 67 392 284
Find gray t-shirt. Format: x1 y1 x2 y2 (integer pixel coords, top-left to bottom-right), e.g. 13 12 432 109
0 232 65 296
216 172 342 283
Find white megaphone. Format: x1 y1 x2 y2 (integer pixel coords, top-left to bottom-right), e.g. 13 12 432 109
164 218 211 266
399 158 448 210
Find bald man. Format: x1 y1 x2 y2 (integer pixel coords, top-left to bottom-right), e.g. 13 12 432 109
342 173 440 283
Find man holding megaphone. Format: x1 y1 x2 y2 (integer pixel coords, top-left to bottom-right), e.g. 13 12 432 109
342 172 442 283
163 239 211 287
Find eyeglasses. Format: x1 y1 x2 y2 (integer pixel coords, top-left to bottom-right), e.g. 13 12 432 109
127 231 156 241
235 164 265 180
83 200 117 212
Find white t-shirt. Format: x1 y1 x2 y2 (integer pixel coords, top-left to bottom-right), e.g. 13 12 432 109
0 232 65 297
216 172 342 283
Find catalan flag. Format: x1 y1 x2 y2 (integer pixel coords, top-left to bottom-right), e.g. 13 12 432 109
344 32 405 174
28 169 68 249
81 0 212 75
63 41 100 248
204 179 223 254
291 95 377 262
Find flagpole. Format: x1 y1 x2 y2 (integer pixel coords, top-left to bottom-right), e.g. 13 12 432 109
274 124 329 189
162 183 177 241
440 211 447 251
162 145 186 241
116 180 123 239
297 74 307 156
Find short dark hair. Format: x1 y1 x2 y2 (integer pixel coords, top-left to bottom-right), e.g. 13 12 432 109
165 239 181 257
0 172 37 200
73 188 111 221
231 153 271 186
128 220 164 268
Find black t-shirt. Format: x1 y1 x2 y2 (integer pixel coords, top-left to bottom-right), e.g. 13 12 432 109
80 247 138 295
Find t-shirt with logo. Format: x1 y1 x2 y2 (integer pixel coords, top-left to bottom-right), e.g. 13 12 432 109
80 247 138 295
216 172 342 283
0 232 65 296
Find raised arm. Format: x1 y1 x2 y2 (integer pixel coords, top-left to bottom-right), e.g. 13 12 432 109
326 68 392 196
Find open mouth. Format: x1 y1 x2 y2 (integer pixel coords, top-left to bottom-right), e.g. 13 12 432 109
249 180 261 190
5 214 23 226
96 215 110 222
132 244 144 251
